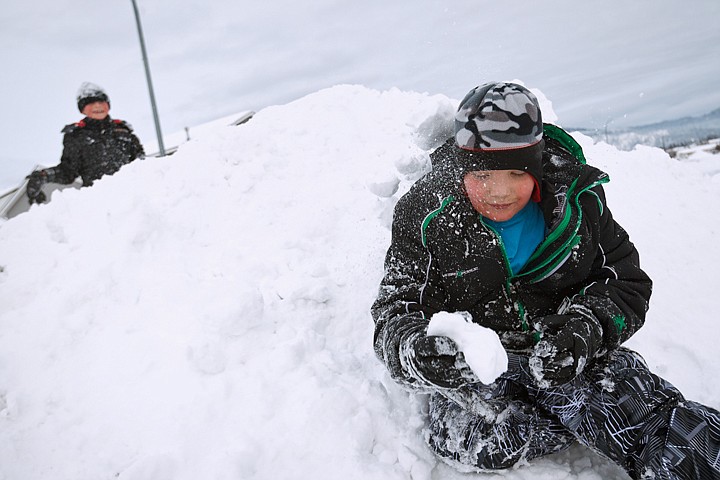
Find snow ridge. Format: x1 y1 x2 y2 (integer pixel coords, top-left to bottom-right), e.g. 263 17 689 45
1 85 719 480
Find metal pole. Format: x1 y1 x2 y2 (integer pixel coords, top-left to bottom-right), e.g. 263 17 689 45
130 0 166 156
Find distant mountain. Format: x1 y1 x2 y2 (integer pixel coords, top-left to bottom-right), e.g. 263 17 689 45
572 108 720 151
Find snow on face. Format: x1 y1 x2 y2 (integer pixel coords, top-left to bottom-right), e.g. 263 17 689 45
463 169 536 221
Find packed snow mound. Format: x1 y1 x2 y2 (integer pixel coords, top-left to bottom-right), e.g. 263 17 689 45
1 85 720 480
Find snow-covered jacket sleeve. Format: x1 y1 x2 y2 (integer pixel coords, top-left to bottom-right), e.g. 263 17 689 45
371 190 451 390
560 185 652 354
116 120 145 160
132 132 145 159
44 133 83 185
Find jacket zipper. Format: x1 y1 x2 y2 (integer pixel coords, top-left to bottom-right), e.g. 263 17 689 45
480 219 530 332
519 176 609 283
478 175 608 330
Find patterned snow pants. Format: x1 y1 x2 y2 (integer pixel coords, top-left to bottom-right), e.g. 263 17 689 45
426 348 720 479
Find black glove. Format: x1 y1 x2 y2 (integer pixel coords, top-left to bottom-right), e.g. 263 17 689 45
498 330 536 353
530 314 602 386
411 335 479 388
26 171 47 204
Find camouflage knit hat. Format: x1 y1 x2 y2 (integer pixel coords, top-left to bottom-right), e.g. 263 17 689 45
453 82 544 195
76 82 110 112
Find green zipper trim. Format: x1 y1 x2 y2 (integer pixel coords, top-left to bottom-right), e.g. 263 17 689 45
421 195 455 247
528 234 582 283
526 177 609 283
517 302 529 331
523 177 580 268
513 178 581 281
521 125 588 269
544 124 587 164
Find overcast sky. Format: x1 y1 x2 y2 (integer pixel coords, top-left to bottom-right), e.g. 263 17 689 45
1 0 719 188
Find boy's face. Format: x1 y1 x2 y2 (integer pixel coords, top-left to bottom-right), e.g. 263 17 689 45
463 169 535 221
81 101 110 120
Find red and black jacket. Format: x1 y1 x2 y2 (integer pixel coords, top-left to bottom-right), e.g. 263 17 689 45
44 116 145 187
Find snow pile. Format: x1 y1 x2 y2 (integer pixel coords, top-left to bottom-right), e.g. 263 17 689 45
1 85 719 480
427 312 507 385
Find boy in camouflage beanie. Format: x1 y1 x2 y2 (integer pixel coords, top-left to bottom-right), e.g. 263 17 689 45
372 81 720 479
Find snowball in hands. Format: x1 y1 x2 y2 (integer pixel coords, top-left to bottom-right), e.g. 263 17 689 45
427 311 508 384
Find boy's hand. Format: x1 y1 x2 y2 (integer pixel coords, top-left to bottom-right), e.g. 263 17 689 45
412 335 479 388
529 314 602 386
27 190 47 204
26 171 47 204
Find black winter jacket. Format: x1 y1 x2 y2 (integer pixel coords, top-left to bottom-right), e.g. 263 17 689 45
44 116 144 187
372 126 652 389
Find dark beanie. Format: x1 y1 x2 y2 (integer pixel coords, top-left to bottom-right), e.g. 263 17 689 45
453 82 544 191
76 82 110 112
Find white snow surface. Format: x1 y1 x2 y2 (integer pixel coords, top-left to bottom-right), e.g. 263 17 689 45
1 85 720 480
426 312 508 385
